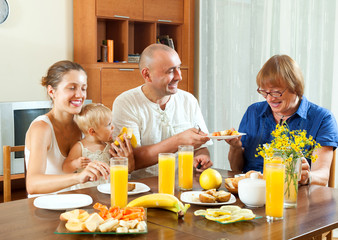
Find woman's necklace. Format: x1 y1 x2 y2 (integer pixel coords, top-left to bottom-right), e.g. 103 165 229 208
275 112 294 125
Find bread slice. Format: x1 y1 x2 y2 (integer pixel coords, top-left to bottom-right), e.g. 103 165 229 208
199 193 216 203
205 189 217 197
224 178 238 194
128 183 136 191
215 190 231 202
245 170 263 179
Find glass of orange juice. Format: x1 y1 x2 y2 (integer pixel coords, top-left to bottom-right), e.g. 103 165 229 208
265 162 285 221
178 145 194 190
158 153 176 195
110 157 128 207
263 154 284 179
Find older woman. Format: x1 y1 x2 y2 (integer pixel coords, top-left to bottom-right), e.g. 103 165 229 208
227 55 338 186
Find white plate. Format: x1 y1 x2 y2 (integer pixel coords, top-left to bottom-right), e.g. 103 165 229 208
33 194 93 210
180 191 236 206
208 132 246 140
97 182 151 195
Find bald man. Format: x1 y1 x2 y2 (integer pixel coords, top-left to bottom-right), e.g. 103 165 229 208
112 44 212 179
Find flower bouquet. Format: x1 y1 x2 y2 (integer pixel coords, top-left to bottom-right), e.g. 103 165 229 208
256 123 321 208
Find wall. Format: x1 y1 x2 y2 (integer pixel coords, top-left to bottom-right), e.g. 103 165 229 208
0 0 73 102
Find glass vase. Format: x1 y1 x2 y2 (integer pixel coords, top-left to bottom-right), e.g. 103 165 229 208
284 157 301 208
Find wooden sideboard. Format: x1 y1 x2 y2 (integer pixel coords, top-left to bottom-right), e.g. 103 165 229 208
73 0 195 108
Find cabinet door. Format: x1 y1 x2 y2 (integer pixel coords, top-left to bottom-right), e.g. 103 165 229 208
101 68 144 108
144 0 184 23
96 0 143 20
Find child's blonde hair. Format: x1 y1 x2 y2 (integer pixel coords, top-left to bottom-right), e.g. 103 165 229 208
74 103 112 133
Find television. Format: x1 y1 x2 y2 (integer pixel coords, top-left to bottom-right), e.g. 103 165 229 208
0 100 92 175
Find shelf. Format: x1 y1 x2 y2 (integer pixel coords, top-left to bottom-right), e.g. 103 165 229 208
128 21 156 55
157 23 182 57
97 18 128 62
74 0 195 107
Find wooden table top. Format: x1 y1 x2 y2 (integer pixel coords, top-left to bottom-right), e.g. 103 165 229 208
0 169 338 240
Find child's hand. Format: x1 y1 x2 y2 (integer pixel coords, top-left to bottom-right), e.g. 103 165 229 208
78 161 110 183
76 157 91 170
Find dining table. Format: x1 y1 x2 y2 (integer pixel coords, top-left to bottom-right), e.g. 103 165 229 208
1 169 338 240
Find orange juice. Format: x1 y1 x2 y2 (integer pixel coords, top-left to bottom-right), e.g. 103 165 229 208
110 158 128 207
265 163 285 221
178 145 194 190
158 153 175 195
263 156 283 179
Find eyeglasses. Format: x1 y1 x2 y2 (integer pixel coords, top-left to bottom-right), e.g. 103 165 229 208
257 88 287 98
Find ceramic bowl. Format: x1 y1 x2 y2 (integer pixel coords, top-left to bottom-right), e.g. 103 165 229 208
238 172 266 207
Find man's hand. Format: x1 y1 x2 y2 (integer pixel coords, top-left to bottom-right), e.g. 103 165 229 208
177 128 210 149
194 154 213 172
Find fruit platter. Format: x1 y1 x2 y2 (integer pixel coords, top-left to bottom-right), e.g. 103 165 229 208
55 203 147 234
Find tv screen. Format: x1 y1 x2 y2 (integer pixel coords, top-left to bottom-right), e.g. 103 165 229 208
14 108 50 158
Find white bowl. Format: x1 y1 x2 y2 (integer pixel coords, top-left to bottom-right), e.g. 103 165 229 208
238 173 266 207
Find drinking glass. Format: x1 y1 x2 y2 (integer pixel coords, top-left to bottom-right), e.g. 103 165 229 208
178 145 194 190
265 162 285 221
110 157 128 207
263 152 283 179
158 153 176 195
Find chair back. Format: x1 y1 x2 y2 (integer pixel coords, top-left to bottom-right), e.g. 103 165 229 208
2 145 25 202
328 150 336 188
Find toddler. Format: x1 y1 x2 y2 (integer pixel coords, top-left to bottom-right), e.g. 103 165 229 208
63 103 113 189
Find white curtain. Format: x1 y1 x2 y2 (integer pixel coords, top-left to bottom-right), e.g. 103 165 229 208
198 0 338 170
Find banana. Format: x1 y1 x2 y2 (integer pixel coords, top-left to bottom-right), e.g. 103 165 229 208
127 193 190 218
114 127 137 148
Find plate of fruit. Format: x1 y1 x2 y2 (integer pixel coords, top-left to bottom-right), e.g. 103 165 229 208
55 203 147 234
208 129 246 140
193 205 262 224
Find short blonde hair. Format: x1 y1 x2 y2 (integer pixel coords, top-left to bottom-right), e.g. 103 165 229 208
256 55 304 97
74 103 112 133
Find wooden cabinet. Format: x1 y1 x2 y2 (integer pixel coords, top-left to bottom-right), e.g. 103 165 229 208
144 0 184 23
74 0 194 108
101 68 143 108
96 0 144 20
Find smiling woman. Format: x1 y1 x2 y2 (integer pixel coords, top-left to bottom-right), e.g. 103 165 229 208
225 55 338 187
198 0 338 173
24 60 110 197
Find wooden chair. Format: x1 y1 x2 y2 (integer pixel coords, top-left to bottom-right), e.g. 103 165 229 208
321 150 336 240
2 145 25 202
328 150 336 188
